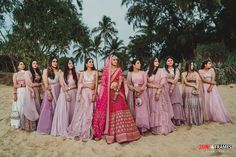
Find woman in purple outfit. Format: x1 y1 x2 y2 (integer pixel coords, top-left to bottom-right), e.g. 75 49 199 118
198 59 231 123
127 59 150 134
182 61 204 126
51 59 78 137
37 56 61 134
67 58 98 141
22 60 42 131
147 57 175 135
164 56 185 126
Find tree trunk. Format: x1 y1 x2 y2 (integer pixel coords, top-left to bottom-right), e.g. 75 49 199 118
8 54 17 72
96 53 99 70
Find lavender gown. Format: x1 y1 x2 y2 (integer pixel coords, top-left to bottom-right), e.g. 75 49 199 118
199 68 231 123
37 70 60 134
147 68 175 135
51 74 77 137
165 68 185 125
67 71 96 140
127 71 150 133
182 72 204 126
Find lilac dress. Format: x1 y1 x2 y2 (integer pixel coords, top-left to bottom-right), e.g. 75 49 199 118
198 69 231 123
67 71 96 140
22 71 42 131
182 72 204 126
37 70 60 134
147 68 175 135
165 68 185 125
127 71 150 133
51 74 77 137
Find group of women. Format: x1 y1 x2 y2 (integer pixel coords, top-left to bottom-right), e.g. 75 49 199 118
10 55 232 144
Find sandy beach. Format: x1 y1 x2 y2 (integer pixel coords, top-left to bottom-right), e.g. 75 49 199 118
0 84 235 157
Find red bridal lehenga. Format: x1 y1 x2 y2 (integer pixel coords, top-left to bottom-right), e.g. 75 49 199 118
92 56 141 144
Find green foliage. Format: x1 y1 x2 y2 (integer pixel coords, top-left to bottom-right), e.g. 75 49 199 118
195 42 227 62
215 51 236 84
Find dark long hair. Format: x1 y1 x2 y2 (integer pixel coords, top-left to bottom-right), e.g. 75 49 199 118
64 59 78 86
148 57 159 77
201 59 211 69
185 60 196 78
47 56 58 79
84 58 96 71
29 60 42 83
165 56 176 75
129 59 140 72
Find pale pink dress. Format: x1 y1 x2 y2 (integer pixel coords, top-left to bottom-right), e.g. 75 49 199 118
51 74 77 137
147 68 175 135
198 68 231 123
67 71 96 140
127 71 150 133
165 68 185 125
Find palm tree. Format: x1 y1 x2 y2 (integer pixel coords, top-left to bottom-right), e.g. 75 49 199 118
92 15 118 47
104 37 126 58
90 36 103 70
73 41 94 65
103 37 127 67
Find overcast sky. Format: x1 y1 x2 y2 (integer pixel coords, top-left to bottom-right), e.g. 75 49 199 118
82 0 135 45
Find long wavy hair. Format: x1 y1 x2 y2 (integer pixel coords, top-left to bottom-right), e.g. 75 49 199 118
148 57 159 77
29 60 42 83
165 56 176 75
185 60 196 78
64 59 78 86
84 58 96 71
47 56 59 79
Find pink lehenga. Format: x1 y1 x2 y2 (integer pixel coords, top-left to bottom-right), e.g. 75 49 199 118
127 71 150 133
198 68 231 123
147 68 175 135
165 68 185 125
92 57 141 144
67 71 97 141
21 71 42 131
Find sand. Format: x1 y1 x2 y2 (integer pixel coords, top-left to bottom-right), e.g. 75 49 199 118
0 84 235 157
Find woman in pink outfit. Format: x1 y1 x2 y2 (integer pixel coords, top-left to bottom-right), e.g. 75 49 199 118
51 59 78 137
127 59 150 134
67 58 98 141
147 58 175 135
164 56 185 126
198 59 231 123
10 61 27 128
93 55 140 144
22 60 42 131
37 56 61 134
182 61 204 126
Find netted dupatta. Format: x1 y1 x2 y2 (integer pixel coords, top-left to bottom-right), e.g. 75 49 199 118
93 56 123 139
